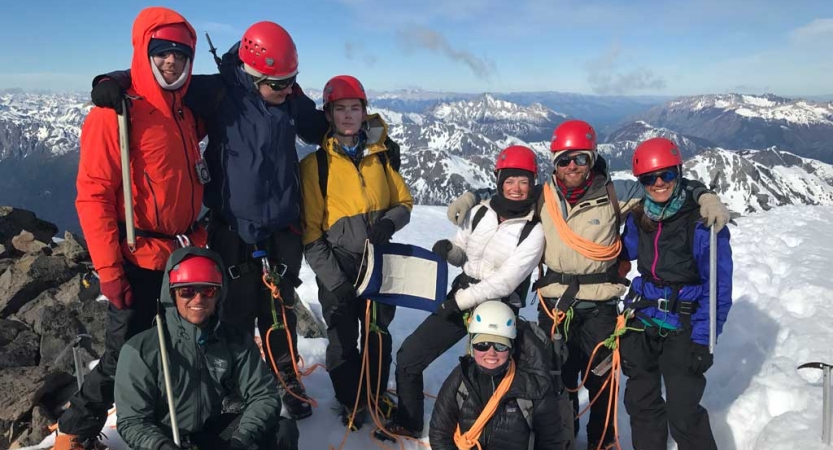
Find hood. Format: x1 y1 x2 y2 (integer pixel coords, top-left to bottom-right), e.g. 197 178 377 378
160 247 228 333
219 42 259 94
130 7 196 119
324 113 390 156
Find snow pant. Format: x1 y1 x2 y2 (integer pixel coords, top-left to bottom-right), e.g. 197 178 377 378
318 249 396 408
538 298 617 446
620 322 717 450
184 413 300 450
208 217 302 377
58 263 163 437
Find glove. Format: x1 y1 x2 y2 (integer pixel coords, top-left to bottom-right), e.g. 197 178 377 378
688 342 714 375
435 297 461 319
431 239 453 261
331 282 356 305
229 438 250 450
367 219 396 245
275 417 300 450
100 277 133 310
697 193 730 233
383 136 401 172
446 191 477 226
91 78 127 114
158 442 180 450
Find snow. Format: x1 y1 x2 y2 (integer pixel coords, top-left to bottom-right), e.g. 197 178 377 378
31 204 833 450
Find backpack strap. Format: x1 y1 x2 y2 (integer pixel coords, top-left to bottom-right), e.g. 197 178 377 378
471 205 488 231
516 398 535 450
605 182 622 230
518 219 537 245
316 148 329 199
377 152 389 176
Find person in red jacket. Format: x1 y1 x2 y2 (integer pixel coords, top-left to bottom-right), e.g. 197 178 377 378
54 7 205 450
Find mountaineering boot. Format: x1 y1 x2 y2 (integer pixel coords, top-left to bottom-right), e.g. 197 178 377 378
373 419 420 442
51 433 108 450
377 391 398 420
278 370 313 420
338 403 368 431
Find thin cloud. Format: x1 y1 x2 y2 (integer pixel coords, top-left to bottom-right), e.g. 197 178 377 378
397 25 496 80
194 22 243 37
790 18 833 43
584 43 666 95
344 42 378 66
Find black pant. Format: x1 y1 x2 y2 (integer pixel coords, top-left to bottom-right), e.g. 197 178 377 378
209 221 302 375
620 323 717 450
394 309 468 432
538 299 617 446
318 273 396 408
186 413 299 450
59 264 163 437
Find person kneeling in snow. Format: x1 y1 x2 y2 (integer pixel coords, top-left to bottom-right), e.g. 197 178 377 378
429 301 568 450
114 247 299 450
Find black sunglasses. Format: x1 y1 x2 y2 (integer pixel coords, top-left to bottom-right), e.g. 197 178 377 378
261 76 296 92
472 341 510 353
556 154 591 167
154 50 188 61
174 286 219 299
638 169 679 186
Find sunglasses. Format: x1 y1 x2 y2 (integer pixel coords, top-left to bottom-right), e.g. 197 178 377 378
174 286 219 299
154 50 188 62
556 154 591 167
261 75 296 92
638 169 679 186
472 341 510 353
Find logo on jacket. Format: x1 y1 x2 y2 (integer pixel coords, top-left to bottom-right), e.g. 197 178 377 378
206 356 228 377
588 218 600 225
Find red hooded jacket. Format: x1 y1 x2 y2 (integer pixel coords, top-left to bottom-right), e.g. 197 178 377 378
76 7 205 283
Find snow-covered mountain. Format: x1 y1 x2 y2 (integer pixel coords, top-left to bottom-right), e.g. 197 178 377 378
599 120 714 170
0 92 90 159
629 93 833 162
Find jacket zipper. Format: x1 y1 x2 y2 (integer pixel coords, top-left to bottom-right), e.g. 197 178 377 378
651 221 663 278
144 171 161 229
171 92 196 226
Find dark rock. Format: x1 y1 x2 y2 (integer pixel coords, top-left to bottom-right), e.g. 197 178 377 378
0 366 73 423
52 231 88 263
36 303 104 375
16 274 85 327
0 319 39 368
0 243 5 258
11 230 48 255
11 405 51 447
0 419 9 450
0 254 77 318
0 207 58 249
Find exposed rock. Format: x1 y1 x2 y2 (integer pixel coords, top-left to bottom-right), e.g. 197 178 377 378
0 243 6 258
16 274 85 327
294 292 326 339
0 207 57 249
9 405 51 448
0 319 39 368
52 231 88 263
36 303 105 375
0 254 76 318
0 366 73 422
10 231 49 255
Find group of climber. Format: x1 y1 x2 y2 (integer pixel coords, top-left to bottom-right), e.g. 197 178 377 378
58 5 733 450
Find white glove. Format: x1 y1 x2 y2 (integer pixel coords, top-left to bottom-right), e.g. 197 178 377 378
698 193 730 232
446 191 477 226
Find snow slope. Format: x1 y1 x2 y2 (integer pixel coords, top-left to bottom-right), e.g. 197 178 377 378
32 205 833 450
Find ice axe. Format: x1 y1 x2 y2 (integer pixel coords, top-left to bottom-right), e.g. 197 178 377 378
708 225 717 354
798 362 833 445
156 299 181 445
117 99 136 252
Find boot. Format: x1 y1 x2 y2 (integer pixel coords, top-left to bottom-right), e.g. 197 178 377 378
373 419 420 442
278 370 313 420
338 403 367 431
52 433 108 450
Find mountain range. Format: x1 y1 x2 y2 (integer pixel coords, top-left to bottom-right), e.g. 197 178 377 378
2 90 833 233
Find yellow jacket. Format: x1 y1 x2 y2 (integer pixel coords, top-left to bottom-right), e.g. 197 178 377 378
300 114 413 291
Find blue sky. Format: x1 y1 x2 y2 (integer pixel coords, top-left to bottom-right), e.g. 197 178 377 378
1 0 831 97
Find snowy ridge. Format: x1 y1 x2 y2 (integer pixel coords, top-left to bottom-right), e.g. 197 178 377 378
666 93 833 126
599 121 711 171
0 92 90 159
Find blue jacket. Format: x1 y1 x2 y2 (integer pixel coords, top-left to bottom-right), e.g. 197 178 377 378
187 43 328 244
620 190 733 345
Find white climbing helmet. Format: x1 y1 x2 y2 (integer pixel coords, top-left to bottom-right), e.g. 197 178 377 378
468 301 517 340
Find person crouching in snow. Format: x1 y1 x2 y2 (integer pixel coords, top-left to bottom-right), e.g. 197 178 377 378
618 137 733 450
384 145 545 439
114 247 299 450
299 75 413 431
429 301 568 450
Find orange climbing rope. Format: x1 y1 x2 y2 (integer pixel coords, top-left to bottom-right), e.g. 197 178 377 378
452 360 517 450
543 182 620 261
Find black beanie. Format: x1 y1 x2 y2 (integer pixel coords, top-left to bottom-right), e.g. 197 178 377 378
497 168 534 192
148 38 193 60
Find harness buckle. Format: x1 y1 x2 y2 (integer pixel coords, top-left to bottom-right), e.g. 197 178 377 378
656 298 670 313
274 263 288 278
228 265 241 280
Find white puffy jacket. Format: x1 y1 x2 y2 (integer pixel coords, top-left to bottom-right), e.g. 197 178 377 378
446 201 545 311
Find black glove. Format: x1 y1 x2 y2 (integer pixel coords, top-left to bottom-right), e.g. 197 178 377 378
331 282 356 305
158 442 180 450
383 136 401 171
688 342 714 375
229 437 250 450
91 78 127 114
431 239 453 261
275 417 300 450
368 219 396 245
435 297 461 319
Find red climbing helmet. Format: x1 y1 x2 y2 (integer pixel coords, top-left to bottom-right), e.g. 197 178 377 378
169 255 223 287
550 120 597 153
323 75 367 107
632 137 683 176
495 145 538 174
238 21 298 79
